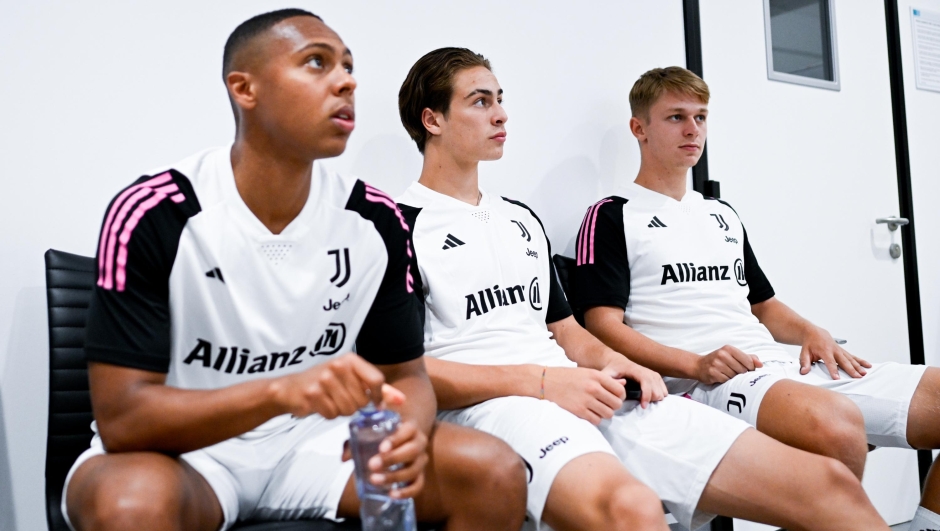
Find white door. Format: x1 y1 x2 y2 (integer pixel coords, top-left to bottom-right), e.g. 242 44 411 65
700 0 921 527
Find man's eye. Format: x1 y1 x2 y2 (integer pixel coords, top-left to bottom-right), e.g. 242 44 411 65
308 56 323 68
696 115 706 122
344 63 354 74
474 98 486 106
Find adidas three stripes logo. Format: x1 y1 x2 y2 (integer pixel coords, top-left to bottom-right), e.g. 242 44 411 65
648 216 667 228
442 233 466 250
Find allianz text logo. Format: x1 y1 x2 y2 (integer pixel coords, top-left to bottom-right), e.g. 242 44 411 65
661 259 746 286
465 277 541 319
182 323 346 375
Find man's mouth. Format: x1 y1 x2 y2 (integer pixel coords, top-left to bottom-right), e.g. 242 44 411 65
331 106 355 133
491 131 507 142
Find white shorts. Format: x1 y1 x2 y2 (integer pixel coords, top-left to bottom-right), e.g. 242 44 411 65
62 415 355 531
598 395 749 531
439 395 749 531
676 358 928 448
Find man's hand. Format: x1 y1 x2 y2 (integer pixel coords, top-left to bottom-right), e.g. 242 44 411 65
274 353 405 418
342 419 429 499
799 327 871 380
543 367 626 425
601 357 667 409
695 345 764 384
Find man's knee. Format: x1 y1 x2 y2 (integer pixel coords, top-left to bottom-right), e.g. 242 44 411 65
604 483 665 530
460 435 528 496
68 458 186 531
810 455 868 507
811 395 867 456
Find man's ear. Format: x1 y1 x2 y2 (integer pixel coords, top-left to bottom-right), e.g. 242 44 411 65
629 116 647 143
421 108 443 138
227 71 257 113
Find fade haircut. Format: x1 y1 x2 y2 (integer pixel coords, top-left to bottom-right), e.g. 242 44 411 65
222 8 322 80
399 47 492 153
629 66 709 122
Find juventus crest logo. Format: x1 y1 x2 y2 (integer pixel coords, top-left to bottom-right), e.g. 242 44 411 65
511 220 531 242
328 248 351 287
727 392 747 414
710 213 730 231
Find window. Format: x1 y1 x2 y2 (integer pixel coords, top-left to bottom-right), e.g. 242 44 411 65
764 0 840 90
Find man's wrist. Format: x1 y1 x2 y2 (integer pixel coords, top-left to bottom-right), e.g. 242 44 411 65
678 349 702 380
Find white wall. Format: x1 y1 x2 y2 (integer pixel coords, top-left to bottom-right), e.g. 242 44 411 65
0 2 685 529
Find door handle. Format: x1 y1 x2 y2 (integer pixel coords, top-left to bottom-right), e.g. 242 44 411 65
876 217 909 231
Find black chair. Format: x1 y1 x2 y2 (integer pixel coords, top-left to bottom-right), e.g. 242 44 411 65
43 249 364 531
552 254 736 531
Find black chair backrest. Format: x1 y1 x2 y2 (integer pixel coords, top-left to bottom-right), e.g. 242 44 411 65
44 250 96 531
41 250 417 531
552 254 584 326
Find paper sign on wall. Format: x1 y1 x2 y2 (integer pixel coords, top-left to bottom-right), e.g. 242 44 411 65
912 7 940 93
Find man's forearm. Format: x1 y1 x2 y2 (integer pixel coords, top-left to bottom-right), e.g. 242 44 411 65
584 310 701 380
91 365 287 454
751 298 816 345
380 359 437 435
424 357 541 410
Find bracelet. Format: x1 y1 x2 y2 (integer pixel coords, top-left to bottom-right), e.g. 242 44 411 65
539 367 547 400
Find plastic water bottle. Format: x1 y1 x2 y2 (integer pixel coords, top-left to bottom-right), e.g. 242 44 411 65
348 403 417 531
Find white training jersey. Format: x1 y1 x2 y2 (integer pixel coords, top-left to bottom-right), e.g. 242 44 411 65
86 146 424 431
571 181 787 362
395 182 575 368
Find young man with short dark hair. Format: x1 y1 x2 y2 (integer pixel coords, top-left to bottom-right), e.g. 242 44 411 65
62 11 527 531
397 47 890 531
575 65 940 531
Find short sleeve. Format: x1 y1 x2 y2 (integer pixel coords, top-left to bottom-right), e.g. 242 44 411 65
743 227 775 304
347 181 425 365
85 170 201 372
398 203 427 326
713 198 775 305
498 197 573 324
571 198 630 311
545 256 573 324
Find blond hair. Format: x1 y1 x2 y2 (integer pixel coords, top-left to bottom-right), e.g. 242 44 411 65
629 67 709 121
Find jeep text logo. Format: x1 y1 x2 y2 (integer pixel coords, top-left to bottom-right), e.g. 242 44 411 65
538 436 569 459
465 277 540 319
183 323 346 375
661 263 733 285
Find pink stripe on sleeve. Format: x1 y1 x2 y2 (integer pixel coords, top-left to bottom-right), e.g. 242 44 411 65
576 205 593 266
365 191 410 231
587 199 613 265
114 189 175 292
97 172 172 285
101 187 154 289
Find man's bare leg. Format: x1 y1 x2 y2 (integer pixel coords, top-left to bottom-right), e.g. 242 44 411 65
66 452 223 531
756 379 869 478
699 429 888 531
906 367 940 512
542 453 668 531
339 422 527 531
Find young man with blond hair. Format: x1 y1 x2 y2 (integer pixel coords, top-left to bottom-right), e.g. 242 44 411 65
574 65 940 531
396 48 891 531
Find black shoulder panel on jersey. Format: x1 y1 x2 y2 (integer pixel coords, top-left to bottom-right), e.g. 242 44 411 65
500 197 572 324
346 181 424 365
85 169 202 373
397 203 426 326
709 198 775 304
742 227 775 304
571 197 631 311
